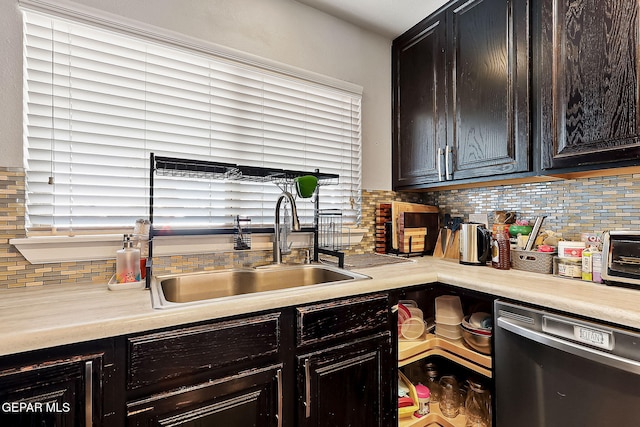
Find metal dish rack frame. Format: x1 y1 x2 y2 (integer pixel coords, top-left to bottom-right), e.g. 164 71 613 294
146 153 344 287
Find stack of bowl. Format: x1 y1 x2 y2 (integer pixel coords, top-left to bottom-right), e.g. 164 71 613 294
398 300 426 340
434 295 463 340
461 312 492 354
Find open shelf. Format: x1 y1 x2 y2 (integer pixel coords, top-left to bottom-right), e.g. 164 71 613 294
399 401 467 427
399 333 492 378
398 334 492 426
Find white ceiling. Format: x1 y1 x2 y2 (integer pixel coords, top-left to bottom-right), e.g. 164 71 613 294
295 0 449 38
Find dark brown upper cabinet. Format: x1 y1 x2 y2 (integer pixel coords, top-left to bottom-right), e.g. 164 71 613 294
538 0 640 170
393 0 530 189
392 8 447 187
448 0 530 180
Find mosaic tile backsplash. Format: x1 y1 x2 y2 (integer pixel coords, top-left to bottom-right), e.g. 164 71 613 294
418 174 640 240
1 167 639 288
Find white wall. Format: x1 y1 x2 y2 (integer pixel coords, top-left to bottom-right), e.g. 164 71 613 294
0 0 392 190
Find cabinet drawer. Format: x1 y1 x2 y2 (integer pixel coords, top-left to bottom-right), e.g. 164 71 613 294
128 312 280 390
296 293 389 347
127 364 282 426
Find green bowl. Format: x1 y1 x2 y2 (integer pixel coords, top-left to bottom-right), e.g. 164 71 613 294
509 224 533 236
295 175 318 198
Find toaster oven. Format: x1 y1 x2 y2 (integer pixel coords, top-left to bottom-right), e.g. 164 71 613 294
602 231 640 288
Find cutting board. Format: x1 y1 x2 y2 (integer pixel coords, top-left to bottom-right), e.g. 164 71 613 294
398 227 427 253
391 202 439 250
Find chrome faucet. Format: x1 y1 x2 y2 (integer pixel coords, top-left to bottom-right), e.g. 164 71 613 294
273 191 301 264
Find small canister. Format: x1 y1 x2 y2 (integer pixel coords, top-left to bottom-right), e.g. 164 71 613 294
558 241 586 259
414 383 431 416
554 256 582 278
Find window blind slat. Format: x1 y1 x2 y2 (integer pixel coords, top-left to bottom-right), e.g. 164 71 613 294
22 9 361 230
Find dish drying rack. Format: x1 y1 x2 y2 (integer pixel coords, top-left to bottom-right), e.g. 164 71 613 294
146 153 344 287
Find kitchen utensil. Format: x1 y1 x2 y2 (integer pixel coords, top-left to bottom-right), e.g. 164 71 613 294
294 175 318 198
524 215 546 251
398 227 427 253
398 211 440 253
461 322 492 337
508 224 533 236
390 202 439 251
469 312 492 330
461 326 492 354
397 303 411 334
494 210 516 224
407 307 423 319
459 223 492 265
435 295 464 325
401 317 425 339
435 323 462 340
460 313 493 336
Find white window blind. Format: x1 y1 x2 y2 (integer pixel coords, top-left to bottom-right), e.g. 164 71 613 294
22 9 362 231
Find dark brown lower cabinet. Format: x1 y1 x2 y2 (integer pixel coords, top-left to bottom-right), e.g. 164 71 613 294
0 341 117 427
125 293 394 427
127 364 282 427
0 292 395 427
296 332 392 427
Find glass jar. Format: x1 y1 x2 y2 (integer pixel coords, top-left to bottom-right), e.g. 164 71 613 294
439 375 460 418
465 380 491 427
424 362 441 403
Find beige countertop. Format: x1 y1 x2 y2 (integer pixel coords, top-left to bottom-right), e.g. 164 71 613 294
2 256 640 356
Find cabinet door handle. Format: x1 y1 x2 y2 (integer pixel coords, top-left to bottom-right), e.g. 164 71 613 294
304 358 311 418
85 361 93 427
437 148 444 181
445 145 452 180
276 368 283 427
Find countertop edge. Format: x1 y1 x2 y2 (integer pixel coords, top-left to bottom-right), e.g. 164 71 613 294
2 257 639 356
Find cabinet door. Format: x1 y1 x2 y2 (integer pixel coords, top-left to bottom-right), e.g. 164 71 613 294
539 0 640 169
392 11 447 187
296 332 394 427
448 0 530 180
0 353 104 427
127 364 282 427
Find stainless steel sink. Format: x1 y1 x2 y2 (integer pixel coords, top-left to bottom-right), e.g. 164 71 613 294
150 264 370 309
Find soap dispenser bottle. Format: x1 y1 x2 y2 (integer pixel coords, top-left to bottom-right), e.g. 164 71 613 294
115 234 141 283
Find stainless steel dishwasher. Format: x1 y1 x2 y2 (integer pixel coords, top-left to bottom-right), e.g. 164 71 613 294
494 300 640 426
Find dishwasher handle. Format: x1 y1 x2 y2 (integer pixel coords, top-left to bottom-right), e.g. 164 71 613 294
497 316 640 375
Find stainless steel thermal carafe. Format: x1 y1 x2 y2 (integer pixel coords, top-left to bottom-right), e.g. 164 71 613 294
459 223 492 265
